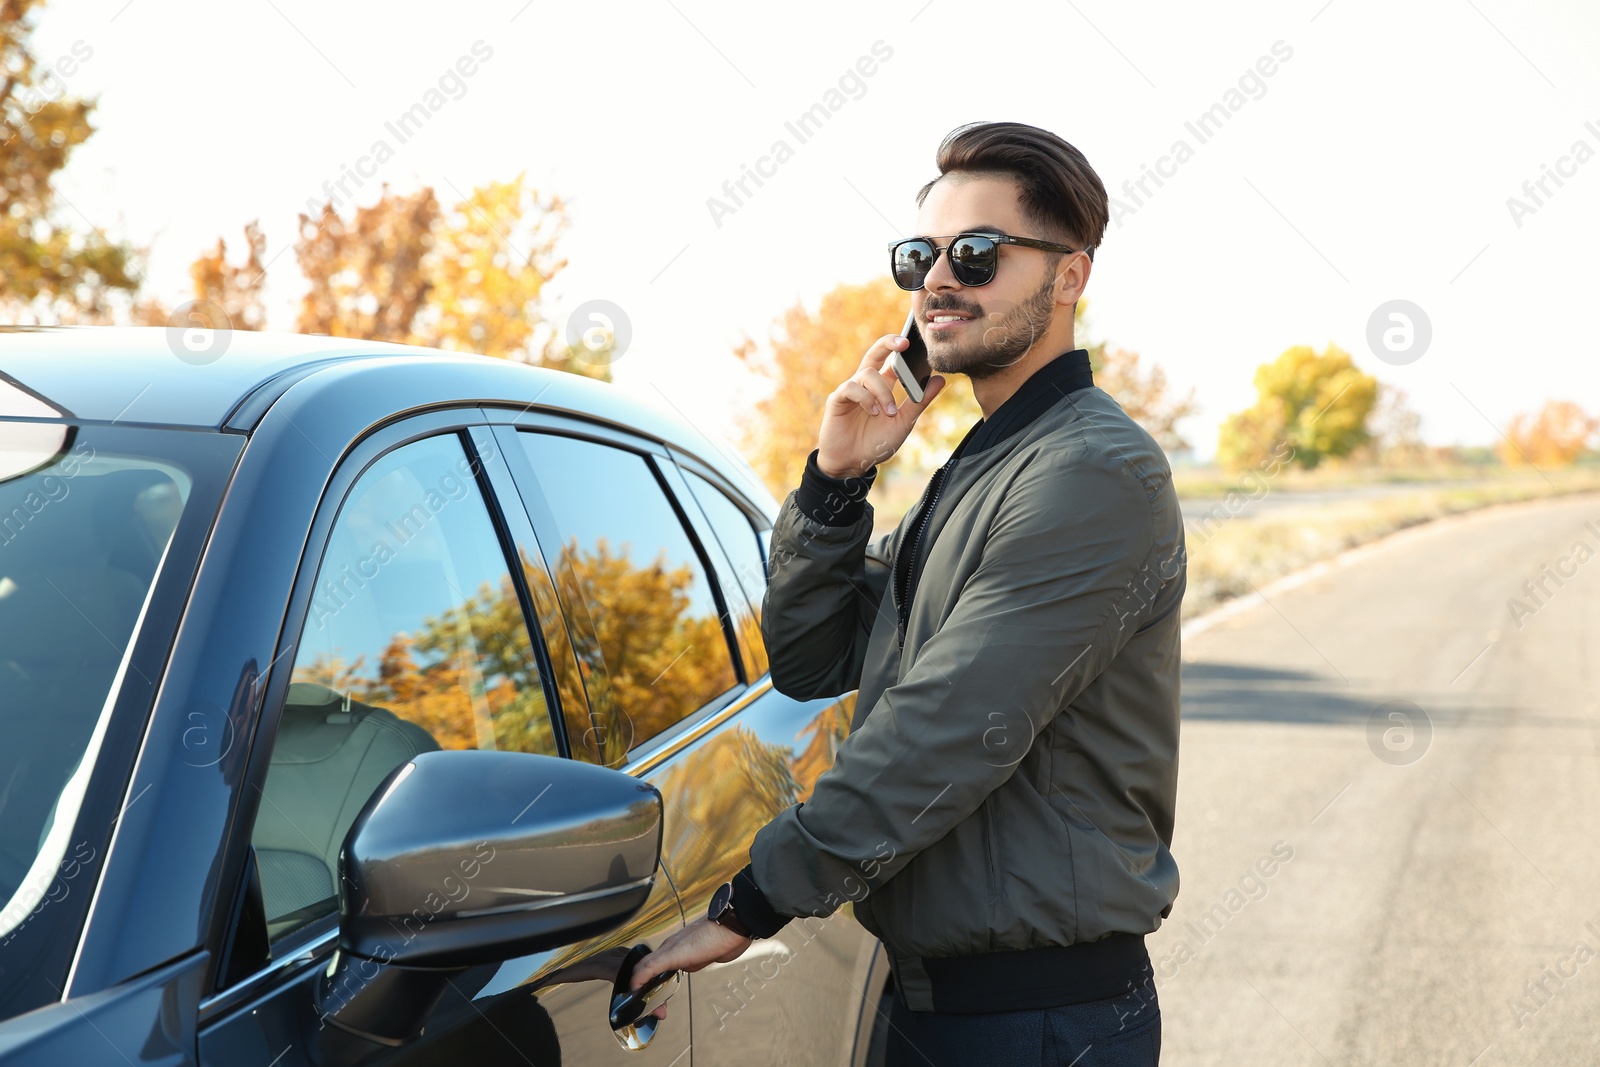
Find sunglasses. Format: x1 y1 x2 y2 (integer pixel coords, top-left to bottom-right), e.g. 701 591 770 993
888 231 1080 291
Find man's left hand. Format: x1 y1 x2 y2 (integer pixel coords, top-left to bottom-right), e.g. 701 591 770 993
629 917 754 1019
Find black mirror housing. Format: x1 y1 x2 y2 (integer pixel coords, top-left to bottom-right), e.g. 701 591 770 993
311 749 662 1050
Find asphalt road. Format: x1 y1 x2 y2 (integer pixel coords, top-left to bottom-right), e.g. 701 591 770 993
1149 492 1600 1066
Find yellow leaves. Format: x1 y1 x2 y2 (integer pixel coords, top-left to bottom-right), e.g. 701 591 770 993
295 186 441 343
1500 400 1599 467
187 221 268 331
558 535 738 765
0 3 138 320
291 176 596 377
415 173 571 365
1218 343 1378 472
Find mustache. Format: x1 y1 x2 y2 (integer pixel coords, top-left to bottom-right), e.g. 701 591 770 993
921 297 984 318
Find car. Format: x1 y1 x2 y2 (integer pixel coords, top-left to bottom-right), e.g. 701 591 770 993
0 326 892 1066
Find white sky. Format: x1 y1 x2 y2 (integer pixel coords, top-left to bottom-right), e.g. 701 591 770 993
37 0 1600 460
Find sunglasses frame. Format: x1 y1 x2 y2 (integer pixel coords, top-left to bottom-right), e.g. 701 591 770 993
887 231 1080 291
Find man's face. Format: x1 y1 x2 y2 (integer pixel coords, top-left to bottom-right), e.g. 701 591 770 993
912 174 1070 381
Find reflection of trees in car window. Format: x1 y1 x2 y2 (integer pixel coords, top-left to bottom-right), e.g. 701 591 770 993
518 433 739 765
293 570 553 755
550 535 735 761
290 436 555 756
789 696 853 799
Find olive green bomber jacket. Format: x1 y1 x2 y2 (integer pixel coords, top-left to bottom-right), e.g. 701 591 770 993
743 354 1186 1012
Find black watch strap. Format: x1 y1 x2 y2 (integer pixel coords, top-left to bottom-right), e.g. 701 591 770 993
709 882 754 938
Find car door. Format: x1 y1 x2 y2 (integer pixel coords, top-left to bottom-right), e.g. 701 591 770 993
663 453 888 1067
197 419 689 1067
490 418 887 1067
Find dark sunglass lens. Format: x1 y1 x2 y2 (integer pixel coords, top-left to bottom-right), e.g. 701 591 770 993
948 236 998 285
892 240 936 290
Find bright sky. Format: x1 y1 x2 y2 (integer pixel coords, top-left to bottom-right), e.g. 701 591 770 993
38 0 1600 460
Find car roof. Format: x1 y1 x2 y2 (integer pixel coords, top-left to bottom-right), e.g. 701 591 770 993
0 326 779 519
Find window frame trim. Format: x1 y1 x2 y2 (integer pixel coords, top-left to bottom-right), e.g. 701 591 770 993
654 458 768 683
668 446 776 592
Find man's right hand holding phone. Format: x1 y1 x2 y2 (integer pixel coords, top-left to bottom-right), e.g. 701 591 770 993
816 332 947 480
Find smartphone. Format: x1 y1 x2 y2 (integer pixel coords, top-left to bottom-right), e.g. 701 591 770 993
888 308 932 404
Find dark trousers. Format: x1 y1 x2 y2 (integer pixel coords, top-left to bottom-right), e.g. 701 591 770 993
883 963 1161 1066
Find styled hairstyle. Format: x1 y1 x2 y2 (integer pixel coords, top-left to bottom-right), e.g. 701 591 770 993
916 121 1108 262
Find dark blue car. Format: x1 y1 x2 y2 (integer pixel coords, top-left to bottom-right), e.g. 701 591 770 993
0 327 891 1066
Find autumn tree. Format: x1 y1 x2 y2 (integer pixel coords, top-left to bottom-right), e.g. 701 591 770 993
412 175 577 363
295 184 440 342
1091 343 1198 452
1064 301 1197 452
1353 384 1426 467
790 695 854 800
0 0 139 321
290 178 607 380
187 220 269 330
629 722 807 936
1500 400 1598 467
1217 343 1378 471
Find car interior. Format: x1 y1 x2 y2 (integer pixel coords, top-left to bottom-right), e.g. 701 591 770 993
252 680 440 938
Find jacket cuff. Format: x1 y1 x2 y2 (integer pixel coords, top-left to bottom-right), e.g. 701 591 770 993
731 863 792 939
795 449 878 527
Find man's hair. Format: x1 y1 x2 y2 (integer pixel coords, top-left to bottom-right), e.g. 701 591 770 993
916 121 1108 262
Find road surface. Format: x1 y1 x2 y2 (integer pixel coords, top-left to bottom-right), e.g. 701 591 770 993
1150 491 1600 1066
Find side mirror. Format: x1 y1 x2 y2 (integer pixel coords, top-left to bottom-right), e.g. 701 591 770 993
310 750 662 1050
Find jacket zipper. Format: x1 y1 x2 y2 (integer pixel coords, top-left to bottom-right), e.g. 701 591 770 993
896 460 952 650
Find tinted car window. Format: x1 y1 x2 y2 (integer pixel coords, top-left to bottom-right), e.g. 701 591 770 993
682 469 770 678
517 433 737 764
0 435 192 952
251 433 557 940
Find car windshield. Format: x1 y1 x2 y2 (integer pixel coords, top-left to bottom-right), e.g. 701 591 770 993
0 422 195 953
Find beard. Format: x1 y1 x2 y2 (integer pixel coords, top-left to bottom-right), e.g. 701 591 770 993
923 268 1057 382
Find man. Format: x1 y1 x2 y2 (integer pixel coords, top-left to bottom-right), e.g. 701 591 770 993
632 120 1185 1066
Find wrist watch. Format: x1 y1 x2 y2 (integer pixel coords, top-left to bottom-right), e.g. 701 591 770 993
707 880 754 938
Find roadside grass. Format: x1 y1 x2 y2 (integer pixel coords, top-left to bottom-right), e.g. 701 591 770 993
1170 459 1600 499
866 461 1600 621
1182 469 1600 619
